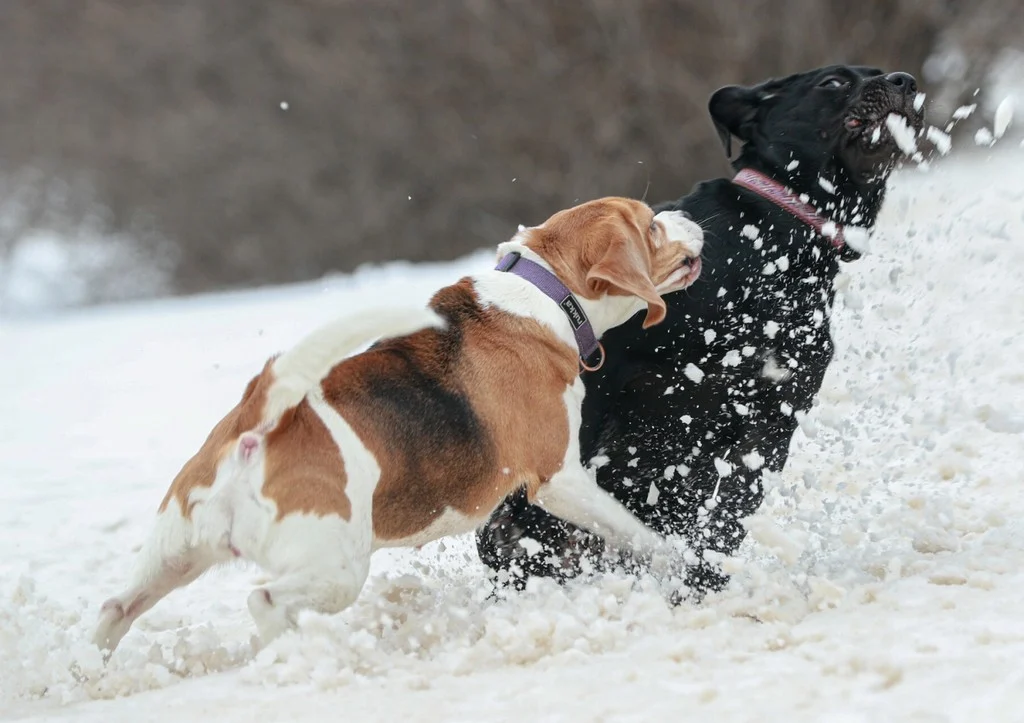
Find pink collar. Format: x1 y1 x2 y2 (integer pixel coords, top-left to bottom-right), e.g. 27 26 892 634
732 168 845 250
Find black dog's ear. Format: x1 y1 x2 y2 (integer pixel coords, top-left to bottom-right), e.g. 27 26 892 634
708 85 762 158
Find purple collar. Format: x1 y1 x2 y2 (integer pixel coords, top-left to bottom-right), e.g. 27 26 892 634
495 251 605 371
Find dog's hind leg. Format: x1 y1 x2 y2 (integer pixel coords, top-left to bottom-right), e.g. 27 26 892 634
245 513 371 645
92 500 228 652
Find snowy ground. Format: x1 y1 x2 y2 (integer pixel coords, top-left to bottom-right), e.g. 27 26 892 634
2 148 1024 722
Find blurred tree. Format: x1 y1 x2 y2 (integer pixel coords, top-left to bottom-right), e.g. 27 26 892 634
0 0 1017 300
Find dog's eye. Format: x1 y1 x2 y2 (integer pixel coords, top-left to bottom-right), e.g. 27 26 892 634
819 77 847 89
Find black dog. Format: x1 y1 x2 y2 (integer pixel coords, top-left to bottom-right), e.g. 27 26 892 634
476 65 924 595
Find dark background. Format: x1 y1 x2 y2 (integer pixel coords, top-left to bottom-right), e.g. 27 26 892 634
0 0 1018 307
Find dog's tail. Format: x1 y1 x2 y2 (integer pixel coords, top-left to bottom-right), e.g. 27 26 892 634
263 306 446 423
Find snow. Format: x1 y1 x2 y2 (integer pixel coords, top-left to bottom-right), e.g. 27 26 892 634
885 114 919 156
952 104 977 120
993 97 1014 139
3 150 1024 721
926 126 953 155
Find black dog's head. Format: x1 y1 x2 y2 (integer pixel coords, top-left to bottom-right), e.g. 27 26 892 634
709 65 924 230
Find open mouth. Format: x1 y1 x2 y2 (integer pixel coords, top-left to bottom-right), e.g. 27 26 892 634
657 256 702 292
845 101 925 155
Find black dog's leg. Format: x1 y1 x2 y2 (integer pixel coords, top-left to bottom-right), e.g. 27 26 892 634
676 332 835 593
476 488 605 589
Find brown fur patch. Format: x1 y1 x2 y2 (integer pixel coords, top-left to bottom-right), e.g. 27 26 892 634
261 401 352 520
319 279 578 542
158 359 276 516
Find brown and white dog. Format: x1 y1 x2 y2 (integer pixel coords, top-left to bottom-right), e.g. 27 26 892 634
92 197 703 652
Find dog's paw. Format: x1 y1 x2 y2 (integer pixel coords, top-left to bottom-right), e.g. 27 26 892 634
482 511 530 564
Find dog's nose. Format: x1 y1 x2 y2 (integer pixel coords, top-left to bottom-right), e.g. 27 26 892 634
884 72 918 95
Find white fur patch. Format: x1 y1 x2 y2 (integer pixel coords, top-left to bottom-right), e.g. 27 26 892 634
654 210 704 258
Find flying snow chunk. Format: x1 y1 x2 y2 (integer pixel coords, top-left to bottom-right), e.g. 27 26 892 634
952 104 977 120
913 92 926 112
843 226 872 254
975 127 994 146
518 537 543 557
776 255 790 272
762 354 791 382
762 261 777 275
704 329 717 344
743 515 802 565
994 97 1014 139
818 177 836 194
764 320 780 339
926 126 952 155
714 458 733 477
684 363 705 383
885 114 918 155
786 160 800 171
741 225 760 240
280 101 289 110
646 482 660 505
721 350 742 367
742 450 765 470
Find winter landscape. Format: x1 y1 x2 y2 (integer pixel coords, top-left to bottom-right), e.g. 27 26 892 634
2 138 1024 721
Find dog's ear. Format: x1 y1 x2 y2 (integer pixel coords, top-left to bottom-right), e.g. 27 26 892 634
586 227 666 329
708 85 761 158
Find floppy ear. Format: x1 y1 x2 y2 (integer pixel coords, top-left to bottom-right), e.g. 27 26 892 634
708 85 761 158
585 232 666 329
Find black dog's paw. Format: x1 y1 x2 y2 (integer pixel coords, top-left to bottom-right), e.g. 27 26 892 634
478 503 609 593
484 514 529 564
679 560 731 603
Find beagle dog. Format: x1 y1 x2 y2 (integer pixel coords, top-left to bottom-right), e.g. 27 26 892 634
92 196 703 651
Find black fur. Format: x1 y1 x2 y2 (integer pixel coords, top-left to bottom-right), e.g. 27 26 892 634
476 65 923 595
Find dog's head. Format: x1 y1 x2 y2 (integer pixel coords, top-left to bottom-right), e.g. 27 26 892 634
710 65 924 227
510 197 703 329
